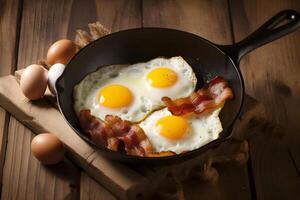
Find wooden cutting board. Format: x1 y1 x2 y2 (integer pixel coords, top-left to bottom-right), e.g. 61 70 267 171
0 70 266 200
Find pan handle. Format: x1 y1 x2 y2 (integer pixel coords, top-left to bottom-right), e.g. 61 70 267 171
218 9 300 63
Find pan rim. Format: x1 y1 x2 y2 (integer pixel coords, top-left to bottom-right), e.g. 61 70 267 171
56 27 245 162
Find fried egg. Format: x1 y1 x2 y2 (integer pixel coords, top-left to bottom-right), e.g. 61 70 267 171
139 108 223 154
73 56 196 122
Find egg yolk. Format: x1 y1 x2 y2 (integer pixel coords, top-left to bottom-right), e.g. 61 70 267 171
98 84 133 108
147 68 178 88
156 116 190 140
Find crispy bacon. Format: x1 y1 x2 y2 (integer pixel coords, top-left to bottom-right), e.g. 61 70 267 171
79 110 153 156
162 76 233 116
78 76 233 157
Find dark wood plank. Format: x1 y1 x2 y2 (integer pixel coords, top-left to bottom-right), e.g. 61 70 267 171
80 173 117 200
142 0 252 199
17 0 142 70
182 163 251 200
1 0 80 199
230 0 300 126
0 109 9 185
0 0 23 187
143 0 232 44
67 0 142 36
1 0 81 199
1 117 80 200
230 0 300 199
17 0 75 69
0 0 22 75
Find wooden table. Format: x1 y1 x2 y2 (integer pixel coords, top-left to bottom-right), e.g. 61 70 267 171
0 0 299 199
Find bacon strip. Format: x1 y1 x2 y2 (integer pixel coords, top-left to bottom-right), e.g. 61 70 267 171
79 109 153 157
162 76 233 116
78 76 233 157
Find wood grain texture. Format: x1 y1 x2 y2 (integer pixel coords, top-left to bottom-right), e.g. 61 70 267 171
17 0 142 70
143 0 232 44
1 117 79 200
0 2 82 199
0 0 23 187
17 0 73 69
0 108 9 185
67 0 141 36
143 1 252 199
230 0 300 199
182 164 251 200
230 0 300 126
80 173 117 200
0 0 22 75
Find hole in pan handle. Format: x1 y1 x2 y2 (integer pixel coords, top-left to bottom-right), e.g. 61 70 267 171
218 9 300 64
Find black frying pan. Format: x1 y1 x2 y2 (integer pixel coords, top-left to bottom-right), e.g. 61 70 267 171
56 10 300 163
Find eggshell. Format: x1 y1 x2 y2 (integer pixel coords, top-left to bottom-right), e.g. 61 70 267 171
47 39 76 65
48 63 66 94
31 133 64 165
20 64 48 100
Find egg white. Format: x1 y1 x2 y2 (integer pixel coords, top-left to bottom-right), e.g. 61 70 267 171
135 56 197 104
73 64 152 122
139 108 223 154
73 56 196 122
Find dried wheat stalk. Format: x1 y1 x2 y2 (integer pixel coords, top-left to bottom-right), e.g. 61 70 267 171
75 21 111 49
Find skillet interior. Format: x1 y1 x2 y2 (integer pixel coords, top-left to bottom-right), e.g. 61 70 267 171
56 28 244 163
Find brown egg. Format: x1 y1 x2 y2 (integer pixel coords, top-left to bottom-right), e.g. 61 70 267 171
20 64 48 100
47 39 76 65
31 133 64 165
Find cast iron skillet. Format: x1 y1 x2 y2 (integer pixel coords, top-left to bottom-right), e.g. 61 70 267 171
56 10 300 163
